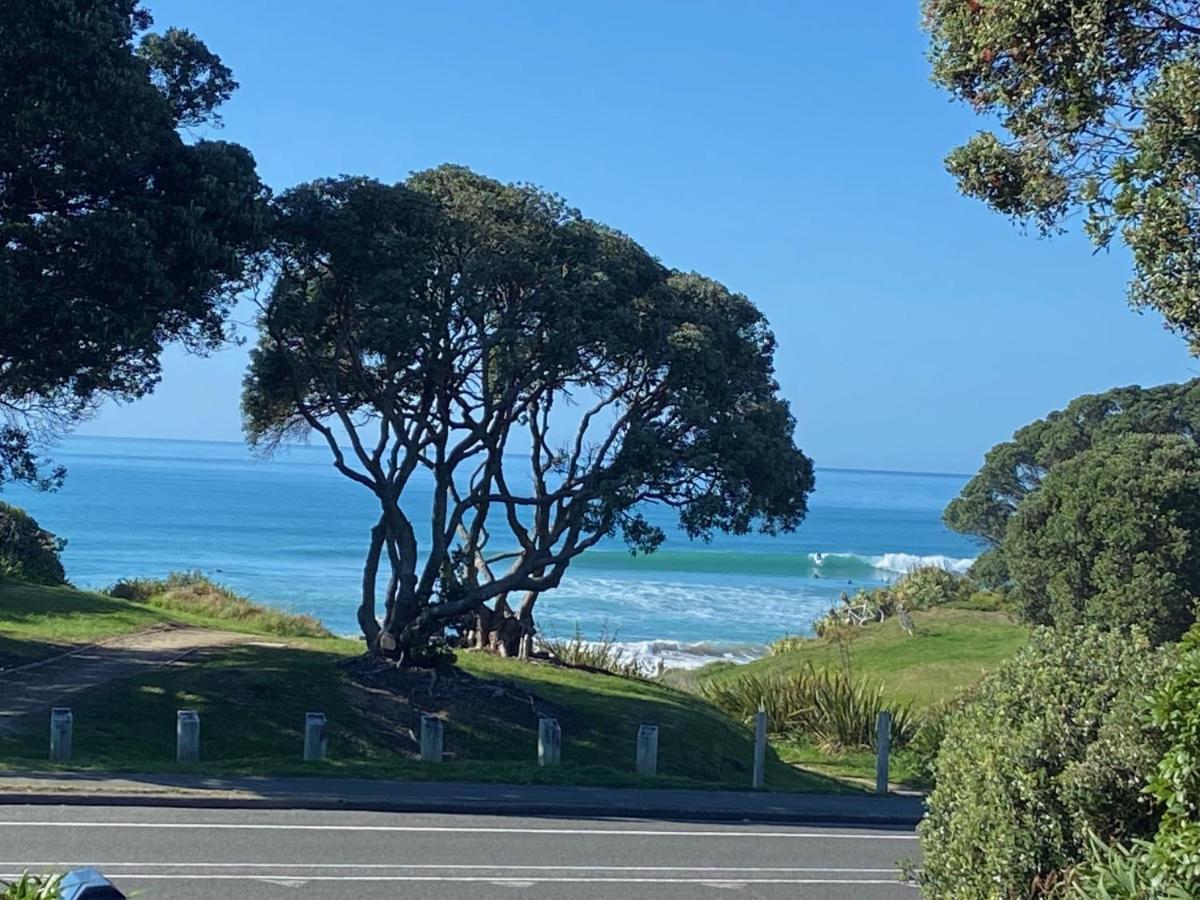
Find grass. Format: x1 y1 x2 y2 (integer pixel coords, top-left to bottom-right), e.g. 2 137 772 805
685 604 1029 788
697 606 1028 710
0 578 174 669
0 575 330 670
108 572 330 638
0 578 847 792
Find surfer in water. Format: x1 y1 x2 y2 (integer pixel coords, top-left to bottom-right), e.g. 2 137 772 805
813 551 823 578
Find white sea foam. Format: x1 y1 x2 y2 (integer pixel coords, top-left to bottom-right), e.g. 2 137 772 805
868 552 975 574
807 550 975 575
611 639 767 670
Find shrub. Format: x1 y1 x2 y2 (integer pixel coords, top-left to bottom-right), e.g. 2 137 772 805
918 627 1174 899
106 571 330 638
812 566 972 635
0 503 65 585
538 624 649 678
1 873 61 900
699 664 918 752
1006 433 1200 645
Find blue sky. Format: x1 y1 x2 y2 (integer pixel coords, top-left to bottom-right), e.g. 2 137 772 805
79 0 1198 474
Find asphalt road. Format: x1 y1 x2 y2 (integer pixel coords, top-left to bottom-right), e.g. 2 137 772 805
0 804 919 899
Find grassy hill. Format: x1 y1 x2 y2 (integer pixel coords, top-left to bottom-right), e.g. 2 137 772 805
697 606 1029 709
683 604 1029 787
0 577 840 792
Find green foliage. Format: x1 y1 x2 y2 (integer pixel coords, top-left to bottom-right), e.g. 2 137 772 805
0 873 61 900
813 566 972 635
0 0 269 489
918 627 1174 899
0 503 65 585
923 1 1200 350
1066 833 1193 900
244 167 813 655
945 380 1200 547
107 571 330 638
1141 626 1200 891
699 663 918 752
538 624 649 678
1006 433 1200 644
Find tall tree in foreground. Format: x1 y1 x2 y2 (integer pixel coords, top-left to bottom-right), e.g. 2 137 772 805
924 1 1200 347
243 167 814 661
0 0 269 489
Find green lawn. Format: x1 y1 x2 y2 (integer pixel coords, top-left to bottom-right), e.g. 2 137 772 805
0 579 175 668
698 606 1029 709
0 579 845 793
684 605 1029 789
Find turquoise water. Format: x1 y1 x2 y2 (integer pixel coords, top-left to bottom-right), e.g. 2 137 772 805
6 436 978 666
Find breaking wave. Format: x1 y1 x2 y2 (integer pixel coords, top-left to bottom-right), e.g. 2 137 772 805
568 548 975 579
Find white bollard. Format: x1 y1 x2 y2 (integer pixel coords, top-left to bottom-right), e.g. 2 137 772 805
876 710 892 795
176 709 200 763
304 712 327 762
538 717 561 767
751 708 767 788
636 723 659 777
420 715 444 763
49 707 73 762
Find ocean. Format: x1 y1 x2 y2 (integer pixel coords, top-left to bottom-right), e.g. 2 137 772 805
5 436 979 667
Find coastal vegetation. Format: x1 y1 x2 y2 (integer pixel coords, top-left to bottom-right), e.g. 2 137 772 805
0 0 268 492
924 0 1200 349
242 169 815 664
918 627 1177 898
0 504 65 586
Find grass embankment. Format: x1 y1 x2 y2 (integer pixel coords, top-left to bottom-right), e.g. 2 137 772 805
0 578 838 792
688 605 1029 788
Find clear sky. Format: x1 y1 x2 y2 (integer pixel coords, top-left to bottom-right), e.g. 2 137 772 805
78 0 1199 474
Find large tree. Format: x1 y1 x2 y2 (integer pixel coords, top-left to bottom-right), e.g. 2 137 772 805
243 167 814 661
0 0 269 489
1006 432 1200 644
924 1 1200 348
946 379 1200 551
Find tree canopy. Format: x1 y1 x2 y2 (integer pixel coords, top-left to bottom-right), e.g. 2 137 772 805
945 379 1200 548
243 166 814 660
0 0 269 490
924 0 1200 348
1006 432 1200 644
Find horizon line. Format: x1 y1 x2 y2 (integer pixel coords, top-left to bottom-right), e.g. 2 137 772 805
67 432 974 480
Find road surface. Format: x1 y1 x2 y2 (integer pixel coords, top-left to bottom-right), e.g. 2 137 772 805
0 804 919 898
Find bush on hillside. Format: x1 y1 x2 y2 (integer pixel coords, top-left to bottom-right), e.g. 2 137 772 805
1065 627 1200 896
812 566 972 636
106 571 330 638
0 503 65 585
700 664 918 752
966 547 1009 590
918 627 1174 899
1006 433 1200 645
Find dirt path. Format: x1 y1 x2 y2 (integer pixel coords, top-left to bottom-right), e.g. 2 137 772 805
0 627 252 734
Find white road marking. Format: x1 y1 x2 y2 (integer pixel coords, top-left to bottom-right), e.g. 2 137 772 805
0 863 899 873
0 873 910 885
0 820 917 839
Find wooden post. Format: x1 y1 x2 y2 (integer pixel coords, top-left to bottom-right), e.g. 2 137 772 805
303 712 327 762
49 707 73 762
636 724 659 777
538 717 561 767
420 715 444 763
876 710 892 795
176 709 200 763
752 708 767 788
